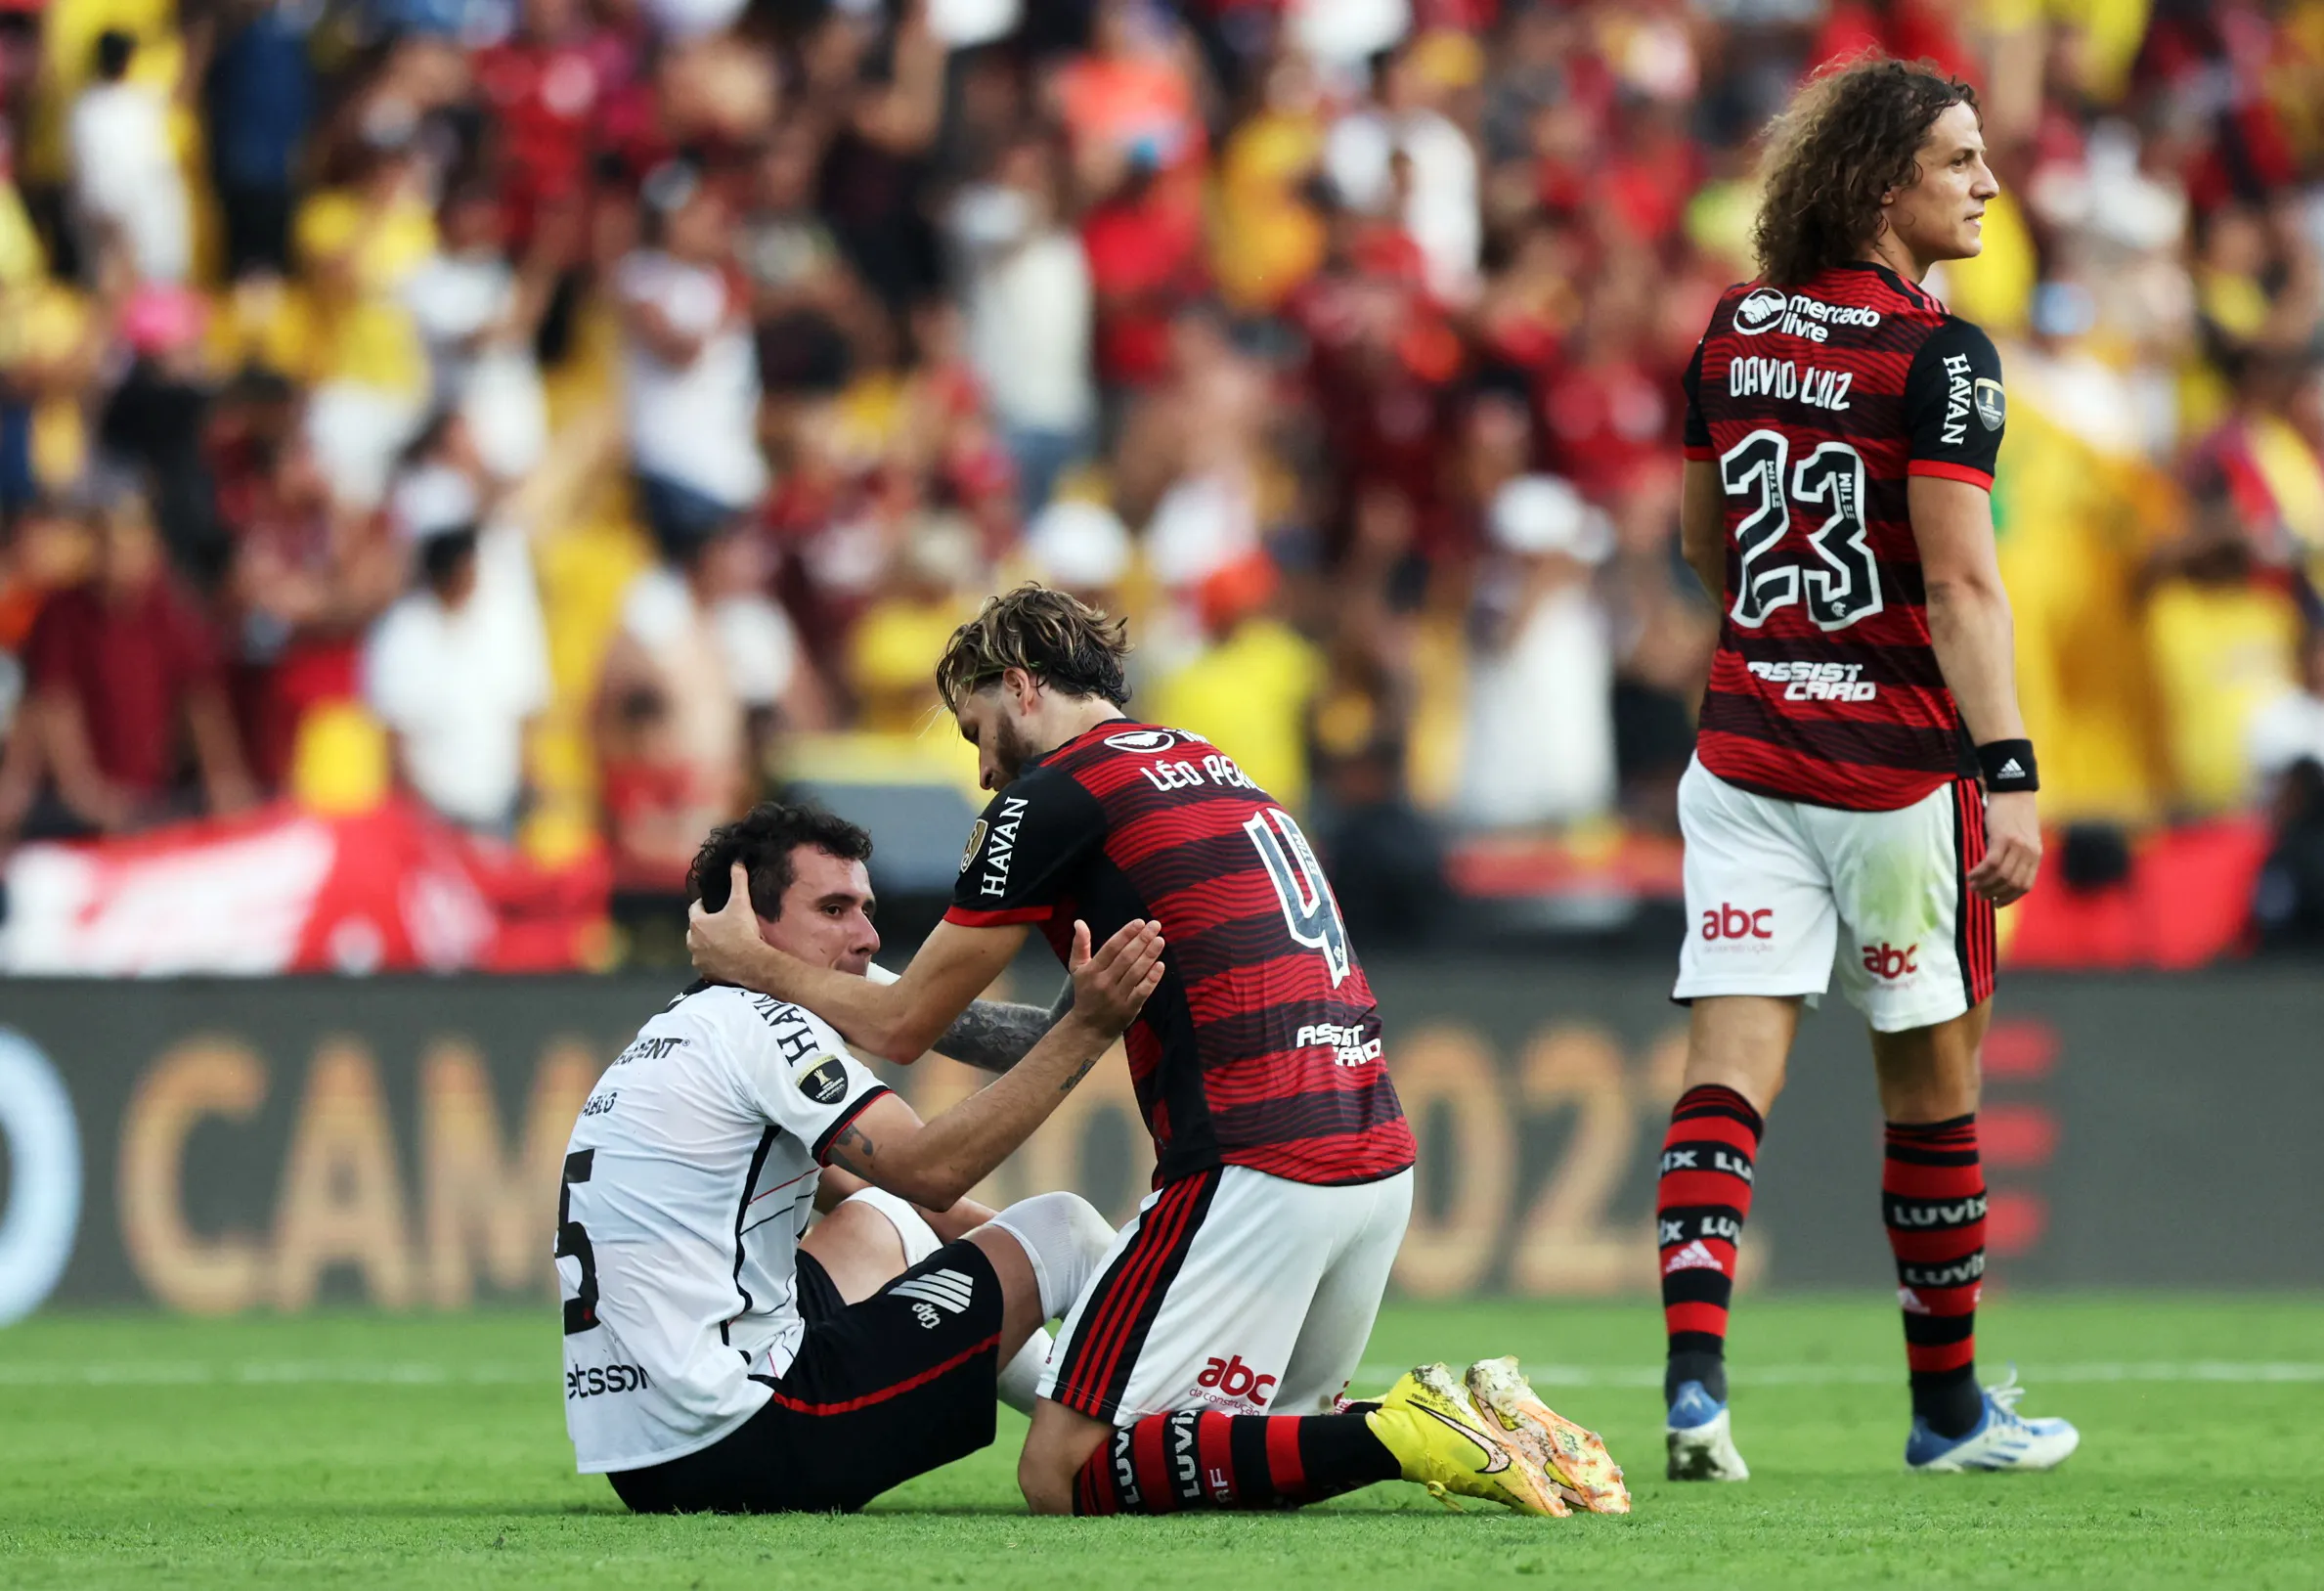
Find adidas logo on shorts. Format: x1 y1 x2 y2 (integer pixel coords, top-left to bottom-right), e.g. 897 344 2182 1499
889 1269 975 1320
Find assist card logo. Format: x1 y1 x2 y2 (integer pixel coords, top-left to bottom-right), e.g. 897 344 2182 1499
1105 729 1177 754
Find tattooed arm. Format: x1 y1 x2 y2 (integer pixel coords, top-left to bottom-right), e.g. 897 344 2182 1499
929 982 1075 1074
818 920 1161 1209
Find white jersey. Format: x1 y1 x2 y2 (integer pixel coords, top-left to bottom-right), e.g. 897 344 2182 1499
557 983 891 1474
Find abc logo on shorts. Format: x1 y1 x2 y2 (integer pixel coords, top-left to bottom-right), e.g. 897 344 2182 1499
1700 903 1774 942
1195 1354 1276 1407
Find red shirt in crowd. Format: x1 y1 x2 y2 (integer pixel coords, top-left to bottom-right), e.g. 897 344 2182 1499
25 579 221 798
1082 183 1206 387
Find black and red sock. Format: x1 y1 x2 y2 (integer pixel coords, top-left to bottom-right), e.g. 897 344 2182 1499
1883 1114 1987 1438
1656 1083 1763 1405
1071 1410 1398 1514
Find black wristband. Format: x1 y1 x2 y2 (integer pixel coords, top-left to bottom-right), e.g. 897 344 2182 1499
1977 739 2039 792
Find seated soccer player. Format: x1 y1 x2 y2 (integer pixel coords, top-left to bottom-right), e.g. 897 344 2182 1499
557 804 1157 1513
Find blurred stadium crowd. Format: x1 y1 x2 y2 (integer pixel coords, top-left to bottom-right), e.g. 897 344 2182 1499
1 0 2323 960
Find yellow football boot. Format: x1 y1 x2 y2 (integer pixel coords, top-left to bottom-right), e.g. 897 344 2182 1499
1364 1361 1571 1516
1465 1355 1633 1514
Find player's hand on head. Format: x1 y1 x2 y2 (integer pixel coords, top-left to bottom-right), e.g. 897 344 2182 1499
1969 790 2041 906
1069 918 1166 1039
687 862 767 982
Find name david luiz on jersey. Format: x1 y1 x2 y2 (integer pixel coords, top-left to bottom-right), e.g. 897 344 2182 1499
1683 262 2006 813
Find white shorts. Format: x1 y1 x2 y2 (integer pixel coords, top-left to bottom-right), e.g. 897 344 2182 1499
1673 757 1996 1033
1037 1166 1413 1424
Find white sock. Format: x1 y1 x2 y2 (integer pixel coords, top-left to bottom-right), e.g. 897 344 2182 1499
997 1327 1053 1415
986 1192 1116 1319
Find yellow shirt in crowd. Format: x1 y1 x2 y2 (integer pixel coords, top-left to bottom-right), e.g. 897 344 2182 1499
287 189 436 401
1152 617 1325 811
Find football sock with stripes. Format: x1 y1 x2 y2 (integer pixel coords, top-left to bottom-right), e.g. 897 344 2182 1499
1656 1083 1764 1406
1883 1114 1988 1438
1071 1410 1399 1514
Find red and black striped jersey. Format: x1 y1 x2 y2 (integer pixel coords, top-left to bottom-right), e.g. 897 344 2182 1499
1682 262 2004 811
945 721 1415 1188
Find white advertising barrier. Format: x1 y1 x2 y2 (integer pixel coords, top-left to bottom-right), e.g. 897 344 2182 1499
0 1031 81 1325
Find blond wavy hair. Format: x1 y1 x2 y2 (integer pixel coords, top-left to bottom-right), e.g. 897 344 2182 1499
935 584 1132 713
1752 56 1979 287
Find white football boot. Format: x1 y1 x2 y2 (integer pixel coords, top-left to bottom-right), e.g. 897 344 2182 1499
1906 1370 2080 1473
1665 1379 1749 1481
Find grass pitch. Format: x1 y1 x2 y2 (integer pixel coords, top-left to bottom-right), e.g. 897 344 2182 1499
2 1296 2318 1590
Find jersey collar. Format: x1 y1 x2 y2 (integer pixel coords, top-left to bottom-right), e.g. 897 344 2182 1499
1832 258 1934 309
1024 715 1139 772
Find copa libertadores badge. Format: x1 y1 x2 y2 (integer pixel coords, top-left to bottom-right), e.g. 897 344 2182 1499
959 819 987 873
795 1056 850 1104
1973 378 2004 430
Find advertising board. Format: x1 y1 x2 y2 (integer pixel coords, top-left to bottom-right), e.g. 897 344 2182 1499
1 964 2315 1320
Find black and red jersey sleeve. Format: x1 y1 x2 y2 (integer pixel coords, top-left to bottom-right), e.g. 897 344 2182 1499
944 765 1105 929
1904 316 2005 490
1682 335 1711 461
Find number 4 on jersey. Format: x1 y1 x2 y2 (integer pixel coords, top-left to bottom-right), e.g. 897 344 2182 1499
1245 807 1352 987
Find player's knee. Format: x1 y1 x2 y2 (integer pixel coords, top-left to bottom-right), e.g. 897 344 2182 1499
987 1192 1115 1321
1017 1433 1077 1515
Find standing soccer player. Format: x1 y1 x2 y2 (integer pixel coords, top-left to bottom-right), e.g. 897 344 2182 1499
690 585 1629 1519
1659 57 2078 1479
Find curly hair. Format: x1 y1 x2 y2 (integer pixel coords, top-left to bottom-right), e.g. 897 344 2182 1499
934 583 1132 713
1752 56 1979 287
687 802 873 918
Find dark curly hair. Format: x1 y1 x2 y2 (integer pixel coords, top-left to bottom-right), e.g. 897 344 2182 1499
1752 56 1980 287
687 802 873 918
935 583 1132 713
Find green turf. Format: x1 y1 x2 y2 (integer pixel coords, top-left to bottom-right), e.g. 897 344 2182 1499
2 1297 2319 1589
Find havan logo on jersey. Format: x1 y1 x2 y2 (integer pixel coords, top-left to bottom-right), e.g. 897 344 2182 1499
749 996 827 1065
1732 285 1882 342
1747 659 1879 701
1940 352 1977 444
976 796 1029 898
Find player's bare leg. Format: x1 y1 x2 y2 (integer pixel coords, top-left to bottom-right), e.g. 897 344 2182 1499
962 1224 1052 1360
798 1199 913 1303
1018 1397 1112 1514
1677 994 1799 1115
1658 994 1797 1480
1868 1000 1985 1124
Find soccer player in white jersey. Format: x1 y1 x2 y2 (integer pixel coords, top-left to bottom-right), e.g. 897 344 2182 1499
559 803 1164 1513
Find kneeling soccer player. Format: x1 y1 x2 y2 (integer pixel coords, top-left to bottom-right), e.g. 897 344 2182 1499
557 804 1161 1513
686 594 1631 1520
